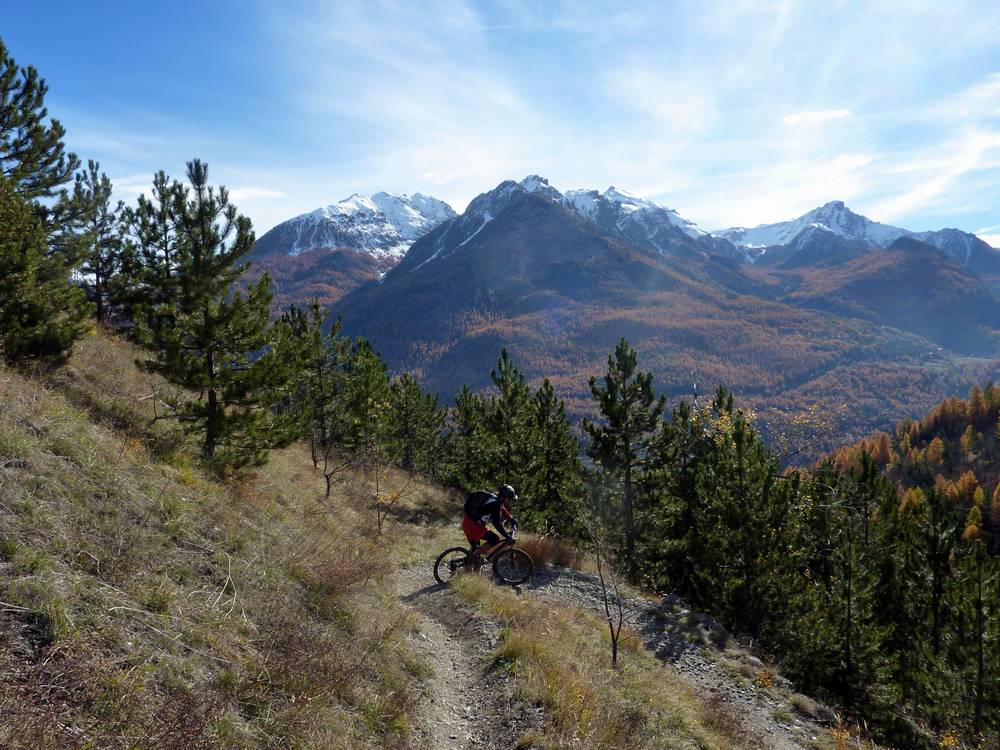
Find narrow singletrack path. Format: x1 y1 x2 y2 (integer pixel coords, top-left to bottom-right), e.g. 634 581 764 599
394 565 535 750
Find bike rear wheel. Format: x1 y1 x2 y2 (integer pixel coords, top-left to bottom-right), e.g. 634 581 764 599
434 547 472 585
492 548 533 585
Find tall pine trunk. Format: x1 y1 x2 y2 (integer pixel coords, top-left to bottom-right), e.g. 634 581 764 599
624 457 635 579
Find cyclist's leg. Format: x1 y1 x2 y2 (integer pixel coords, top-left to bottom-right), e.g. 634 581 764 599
462 515 489 565
476 530 502 560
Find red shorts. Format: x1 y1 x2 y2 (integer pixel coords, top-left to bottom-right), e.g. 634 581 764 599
462 515 489 543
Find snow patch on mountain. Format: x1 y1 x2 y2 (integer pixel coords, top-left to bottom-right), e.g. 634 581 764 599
717 201 907 249
401 175 716 270
716 201 996 268
257 191 456 267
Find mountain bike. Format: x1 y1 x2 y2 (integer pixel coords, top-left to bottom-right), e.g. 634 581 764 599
433 536 534 586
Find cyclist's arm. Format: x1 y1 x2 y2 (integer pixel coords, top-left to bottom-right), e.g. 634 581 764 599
500 506 518 536
489 506 515 541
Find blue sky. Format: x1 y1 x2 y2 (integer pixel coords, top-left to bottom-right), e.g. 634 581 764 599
5 0 1000 241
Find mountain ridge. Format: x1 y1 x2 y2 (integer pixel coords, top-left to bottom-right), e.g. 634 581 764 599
334 176 1000 455
717 199 1000 273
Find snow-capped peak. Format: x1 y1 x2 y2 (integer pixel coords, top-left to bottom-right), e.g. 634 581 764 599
312 193 379 218
519 174 548 192
255 191 456 267
402 175 715 274
713 201 999 267
601 186 657 214
717 202 906 249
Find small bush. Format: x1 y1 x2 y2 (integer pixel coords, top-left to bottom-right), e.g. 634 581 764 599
517 534 590 570
754 666 776 689
0 536 18 560
790 692 819 718
773 706 795 724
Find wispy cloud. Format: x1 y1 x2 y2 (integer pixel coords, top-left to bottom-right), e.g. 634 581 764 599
33 0 1000 235
230 187 288 202
781 109 851 125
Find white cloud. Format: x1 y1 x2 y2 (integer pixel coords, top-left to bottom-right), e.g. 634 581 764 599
781 109 851 125
59 1 1000 235
229 187 288 201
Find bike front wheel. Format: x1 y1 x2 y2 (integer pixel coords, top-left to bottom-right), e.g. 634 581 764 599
434 547 472 585
492 548 533 585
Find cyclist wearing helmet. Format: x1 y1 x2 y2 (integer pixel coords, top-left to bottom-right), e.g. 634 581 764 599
462 484 519 563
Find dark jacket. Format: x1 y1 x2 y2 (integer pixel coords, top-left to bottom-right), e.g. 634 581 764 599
464 490 515 539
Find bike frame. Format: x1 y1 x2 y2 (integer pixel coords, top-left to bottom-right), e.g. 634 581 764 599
472 536 516 563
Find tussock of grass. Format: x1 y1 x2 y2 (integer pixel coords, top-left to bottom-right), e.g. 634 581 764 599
517 534 594 571
450 574 757 750
0 332 453 749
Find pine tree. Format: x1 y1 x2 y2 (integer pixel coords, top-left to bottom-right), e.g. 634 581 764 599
68 160 124 322
584 337 664 576
636 399 713 595
0 176 89 363
521 378 582 534
338 338 392 507
136 160 283 469
445 385 490 490
269 302 355 497
118 170 186 323
482 348 535 493
813 468 892 717
689 389 792 635
874 485 937 715
0 38 79 203
958 505 989 737
387 373 446 475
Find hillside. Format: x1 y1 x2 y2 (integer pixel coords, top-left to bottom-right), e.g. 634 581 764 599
0 332 446 748
334 179 999 455
764 237 1000 354
831 382 1000 528
243 246 380 310
0 331 865 750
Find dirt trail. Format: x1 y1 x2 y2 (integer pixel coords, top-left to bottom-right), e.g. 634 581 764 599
394 565 537 750
397 561 826 750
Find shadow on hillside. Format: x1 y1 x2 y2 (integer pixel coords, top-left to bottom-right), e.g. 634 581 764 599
401 581 447 603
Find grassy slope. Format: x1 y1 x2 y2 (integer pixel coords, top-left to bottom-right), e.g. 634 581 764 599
0 331 453 749
453 573 746 750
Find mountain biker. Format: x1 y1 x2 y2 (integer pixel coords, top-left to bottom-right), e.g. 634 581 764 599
462 484 519 564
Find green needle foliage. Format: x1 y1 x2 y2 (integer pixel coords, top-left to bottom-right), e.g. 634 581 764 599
445 384 491 490
387 373 446 476
522 378 582 535
68 160 124 322
0 176 89 364
0 38 79 203
483 348 535 490
118 170 186 323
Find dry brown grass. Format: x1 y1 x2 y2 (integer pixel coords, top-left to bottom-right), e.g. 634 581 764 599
452 573 758 750
517 533 594 571
0 331 446 749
